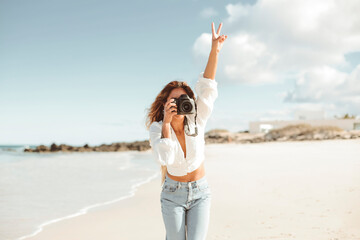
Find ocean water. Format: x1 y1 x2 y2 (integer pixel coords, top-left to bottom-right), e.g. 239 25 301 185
0 145 159 240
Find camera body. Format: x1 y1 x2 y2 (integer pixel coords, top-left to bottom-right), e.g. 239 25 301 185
172 94 196 115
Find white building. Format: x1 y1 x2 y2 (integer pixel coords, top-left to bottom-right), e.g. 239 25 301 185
249 110 360 134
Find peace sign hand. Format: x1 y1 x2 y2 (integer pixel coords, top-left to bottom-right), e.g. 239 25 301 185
211 22 228 54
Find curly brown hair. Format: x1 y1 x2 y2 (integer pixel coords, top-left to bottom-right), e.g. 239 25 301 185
144 80 196 186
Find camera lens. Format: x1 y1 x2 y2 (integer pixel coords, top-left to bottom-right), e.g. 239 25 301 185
182 102 192 112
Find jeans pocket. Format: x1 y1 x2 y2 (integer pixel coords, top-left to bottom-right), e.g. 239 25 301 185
162 183 178 193
197 182 210 191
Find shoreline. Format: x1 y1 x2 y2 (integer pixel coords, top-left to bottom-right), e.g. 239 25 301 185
23 174 165 240
18 172 160 240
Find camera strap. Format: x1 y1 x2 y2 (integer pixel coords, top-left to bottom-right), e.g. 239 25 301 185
185 102 198 137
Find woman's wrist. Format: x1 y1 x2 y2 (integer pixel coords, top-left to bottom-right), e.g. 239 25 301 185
161 122 171 139
163 118 171 124
210 47 220 55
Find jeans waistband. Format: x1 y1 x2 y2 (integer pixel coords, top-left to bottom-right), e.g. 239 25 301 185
165 172 208 187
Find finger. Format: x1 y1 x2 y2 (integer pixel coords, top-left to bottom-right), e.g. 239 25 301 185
211 22 215 37
165 104 170 111
165 98 174 106
166 103 176 109
217 22 222 35
166 105 177 111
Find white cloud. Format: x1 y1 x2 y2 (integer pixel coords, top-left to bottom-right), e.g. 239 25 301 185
194 0 360 79
223 33 280 84
284 64 360 114
192 33 212 58
193 32 281 84
284 65 348 102
193 0 360 115
252 102 340 122
225 2 250 22
200 7 218 18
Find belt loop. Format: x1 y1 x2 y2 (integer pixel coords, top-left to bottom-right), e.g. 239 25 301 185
178 181 181 189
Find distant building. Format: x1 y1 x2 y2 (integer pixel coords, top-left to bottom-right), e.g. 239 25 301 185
249 110 360 133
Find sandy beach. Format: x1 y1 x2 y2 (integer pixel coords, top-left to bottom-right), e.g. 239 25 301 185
25 139 360 240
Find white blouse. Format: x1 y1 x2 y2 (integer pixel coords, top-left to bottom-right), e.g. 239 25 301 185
149 72 218 176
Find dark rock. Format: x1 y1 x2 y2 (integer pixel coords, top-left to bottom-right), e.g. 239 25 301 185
50 143 58 152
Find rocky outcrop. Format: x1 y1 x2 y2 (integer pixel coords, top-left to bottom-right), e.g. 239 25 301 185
262 124 355 142
204 124 360 144
24 141 151 153
24 124 360 153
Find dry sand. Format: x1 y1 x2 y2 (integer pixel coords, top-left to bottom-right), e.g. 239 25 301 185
25 139 360 240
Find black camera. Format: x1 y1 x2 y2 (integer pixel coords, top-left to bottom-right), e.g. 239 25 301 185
172 94 196 115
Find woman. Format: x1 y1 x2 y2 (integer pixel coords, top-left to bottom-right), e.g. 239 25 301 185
145 22 227 240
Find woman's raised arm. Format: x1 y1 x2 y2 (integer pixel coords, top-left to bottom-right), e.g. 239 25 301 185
203 22 228 80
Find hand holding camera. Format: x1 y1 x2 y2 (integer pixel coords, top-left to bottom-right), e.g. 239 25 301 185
163 98 178 124
163 94 196 124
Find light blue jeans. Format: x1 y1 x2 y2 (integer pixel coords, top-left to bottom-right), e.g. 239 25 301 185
160 172 211 240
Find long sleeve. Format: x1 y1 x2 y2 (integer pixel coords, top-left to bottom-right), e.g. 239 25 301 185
149 121 176 166
194 72 219 126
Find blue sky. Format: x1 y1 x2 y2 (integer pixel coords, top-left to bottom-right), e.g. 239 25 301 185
1 0 360 146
